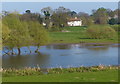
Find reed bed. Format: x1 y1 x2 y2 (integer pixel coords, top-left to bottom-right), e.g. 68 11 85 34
2 65 119 77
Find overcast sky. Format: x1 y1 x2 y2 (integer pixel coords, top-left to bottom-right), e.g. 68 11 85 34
2 2 118 14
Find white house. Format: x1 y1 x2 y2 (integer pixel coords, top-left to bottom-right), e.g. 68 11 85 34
42 22 46 26
67 17 82 26
108 14 118 20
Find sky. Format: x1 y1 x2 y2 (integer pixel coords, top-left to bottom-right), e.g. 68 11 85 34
2 2 118 14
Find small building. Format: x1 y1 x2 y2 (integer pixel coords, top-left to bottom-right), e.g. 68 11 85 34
108 14 118 20
67 17 82 26
42 22 46 26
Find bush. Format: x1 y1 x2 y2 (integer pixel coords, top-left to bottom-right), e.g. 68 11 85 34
111 25 120 32
49 26 63 32
86 25 116 39
108 18 118 25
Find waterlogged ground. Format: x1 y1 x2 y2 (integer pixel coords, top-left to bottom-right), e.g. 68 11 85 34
2 43 119 69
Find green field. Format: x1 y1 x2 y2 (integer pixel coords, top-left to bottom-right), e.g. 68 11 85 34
50 26 119 44
3 69 118 82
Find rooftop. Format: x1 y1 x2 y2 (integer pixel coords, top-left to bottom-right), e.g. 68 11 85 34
68 17 81 21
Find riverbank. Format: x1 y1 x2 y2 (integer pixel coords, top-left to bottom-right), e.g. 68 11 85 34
2 66 119 82
3 70 118 82
49 26 119 44
47 42 120 47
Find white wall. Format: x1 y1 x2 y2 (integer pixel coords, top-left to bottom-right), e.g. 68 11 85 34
67 21 82 26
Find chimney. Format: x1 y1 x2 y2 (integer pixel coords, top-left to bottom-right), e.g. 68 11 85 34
75 17 77 19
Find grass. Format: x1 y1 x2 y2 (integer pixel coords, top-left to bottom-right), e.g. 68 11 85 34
3 69 118 82
49 26 119 44
2 66 119 82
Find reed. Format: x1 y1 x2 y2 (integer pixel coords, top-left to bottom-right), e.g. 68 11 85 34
2 65 119 77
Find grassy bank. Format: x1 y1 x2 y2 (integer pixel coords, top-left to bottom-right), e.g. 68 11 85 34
2 66 118 82
49 26 119 44
3 70 118 82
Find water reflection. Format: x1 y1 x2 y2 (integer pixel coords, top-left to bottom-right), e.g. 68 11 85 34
2 43 118 69
87 47 108 51
46 44 71 49
3 53 50 69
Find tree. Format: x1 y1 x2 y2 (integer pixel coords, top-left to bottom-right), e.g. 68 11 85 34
78 12 93 26
113 9 120 24
27 21 49 52
2 12 49 55
2 23 10 45
70 11 77 17
25 10 31 14
114 9 119 16
92 7 108 24
106 9 115 18
0 21 2 50
2 11 10 17
2 13 30 55
20 10 42 23
55 6 71 14
51 12 69 30
41 7 53 29
50 6 71 30
108 18 118 25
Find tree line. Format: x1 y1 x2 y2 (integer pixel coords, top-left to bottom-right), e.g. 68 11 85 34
2 6 119 29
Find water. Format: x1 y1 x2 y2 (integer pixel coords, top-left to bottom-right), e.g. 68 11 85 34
2 43 119 69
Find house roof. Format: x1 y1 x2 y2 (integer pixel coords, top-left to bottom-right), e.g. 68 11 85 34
68 17 81 21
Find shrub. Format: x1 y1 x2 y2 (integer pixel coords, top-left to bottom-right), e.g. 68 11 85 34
49 26 60 32
111 25 120 32
108 18 118 25
86 25 116 39
48 25 64 32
